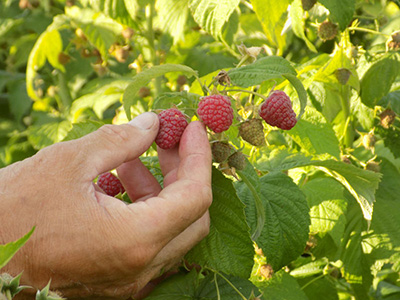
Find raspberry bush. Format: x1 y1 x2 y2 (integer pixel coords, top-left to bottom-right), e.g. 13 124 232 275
2 0 400 299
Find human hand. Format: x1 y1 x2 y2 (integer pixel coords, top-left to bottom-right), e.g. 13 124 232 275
0 112 212 299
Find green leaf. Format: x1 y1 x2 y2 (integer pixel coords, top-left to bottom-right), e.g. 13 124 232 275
287 106 340 159
250 0 290 54
62 120 104 141
314 44 359 91
360 56 400 108
7 79 32 122
28 121 72 150
101 0 138 29
198 273 259 299
258 270 309 300
315 160 380 221
70 79 130 120
26 29 64 101
236 172 310 271
297 276 339 300
145 269 199 300
156 0 189 44
302 178 347 247
379 91 400 115
290 258 329 278
255 147 381 221
185 168 254 279
318 0 356 31
340 202 372 294
152 91 200 118
282 73 308 120
188 0 240 41
289 0 317 53
66 6 123 60
146 270 259 300
123 0 140 21
227 56 297 88
122 64 198 119
0 227 35 269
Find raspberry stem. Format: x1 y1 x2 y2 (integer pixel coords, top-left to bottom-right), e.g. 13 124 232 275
225 88 267 101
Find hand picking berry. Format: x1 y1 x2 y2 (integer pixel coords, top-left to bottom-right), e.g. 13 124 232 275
155 108 188 150
259 90 297 130
97 172 125 197
197 94 234 133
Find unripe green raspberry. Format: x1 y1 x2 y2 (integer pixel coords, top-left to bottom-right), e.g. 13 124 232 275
362 132 376 150
211 141 232 163
239 119 265 146
334 68 352 85
318 21 338 41
227 151 247 170
301 0 316 11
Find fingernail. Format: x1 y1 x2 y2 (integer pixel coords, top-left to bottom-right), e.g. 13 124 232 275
128 112 158 130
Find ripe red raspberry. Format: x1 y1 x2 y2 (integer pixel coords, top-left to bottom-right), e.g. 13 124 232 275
97 172 125 197
197 95 234 133
155 108 188 150
259 90 297 130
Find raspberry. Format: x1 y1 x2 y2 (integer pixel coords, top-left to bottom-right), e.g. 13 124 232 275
155 108 188 150
239 119 265 146
318 21 338 41
301 0 316 11
362 132 376 150
380 109 396 129
97 172 125 197
211 141 232 163
365 161 381 173
334 68 352 85
227 151 247 170
259 90 297 130
197 95 234 133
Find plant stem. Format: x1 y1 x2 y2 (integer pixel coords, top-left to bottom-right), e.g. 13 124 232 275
208 268 248 300
237 170 265 241
214 272 221 300
145 3 162 97
225 88 267 101
5 290 12 300
339 84 353 148
300 273 326 290
347 27 390 37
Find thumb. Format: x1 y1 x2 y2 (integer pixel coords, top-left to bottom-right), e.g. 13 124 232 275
72 112 159 178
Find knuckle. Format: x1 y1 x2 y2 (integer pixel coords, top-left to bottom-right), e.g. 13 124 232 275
200 215 211 238
198 183 213 208
97 124 131 147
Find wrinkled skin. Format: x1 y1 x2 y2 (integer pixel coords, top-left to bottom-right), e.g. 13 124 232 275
0 112 212 299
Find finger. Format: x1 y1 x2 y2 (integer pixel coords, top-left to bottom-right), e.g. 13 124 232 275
128 121 212 245
152 211 210 268
157 146 180 187
158 145 180 177
117 158 162 202
65 112 159 180
132 212 210 300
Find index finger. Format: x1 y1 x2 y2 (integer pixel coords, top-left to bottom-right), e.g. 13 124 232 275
128 121 212 244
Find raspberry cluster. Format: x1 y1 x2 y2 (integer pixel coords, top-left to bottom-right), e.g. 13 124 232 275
153 88 297 173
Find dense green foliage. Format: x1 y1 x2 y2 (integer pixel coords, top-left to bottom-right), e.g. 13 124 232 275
1 0 400 299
